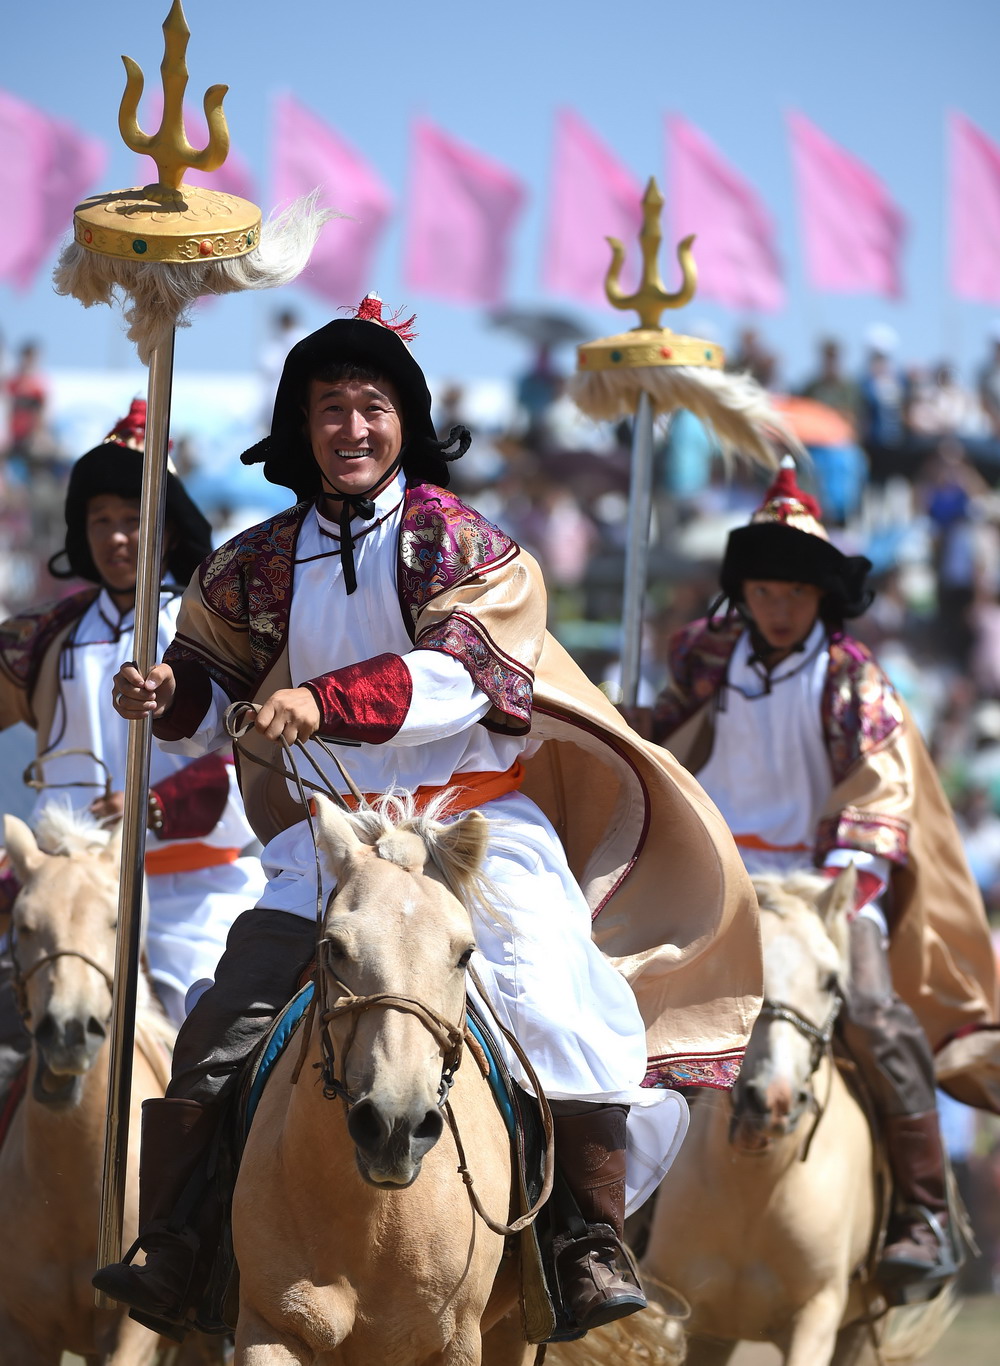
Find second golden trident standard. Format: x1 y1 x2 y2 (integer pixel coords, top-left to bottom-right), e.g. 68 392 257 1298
53 0 328 1294
570 178 798 708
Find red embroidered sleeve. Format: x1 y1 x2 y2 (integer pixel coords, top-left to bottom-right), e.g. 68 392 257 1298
149 752 231 841
302 653 413 744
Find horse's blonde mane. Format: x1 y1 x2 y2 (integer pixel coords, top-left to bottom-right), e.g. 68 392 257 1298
33 800 113 856
752 869 829 918
341 790 506 926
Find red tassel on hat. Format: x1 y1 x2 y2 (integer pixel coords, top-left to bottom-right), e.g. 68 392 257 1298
353 292 418 342
759 455 823 521
105 398 147 451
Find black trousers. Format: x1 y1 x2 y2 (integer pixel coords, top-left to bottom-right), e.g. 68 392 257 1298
0 958 31 1100
839 915 937 1117
167 907 318 1107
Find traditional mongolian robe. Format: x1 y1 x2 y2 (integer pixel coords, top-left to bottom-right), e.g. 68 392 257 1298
653 613 1000 1113
0 586 264 1023
154 475 761 1202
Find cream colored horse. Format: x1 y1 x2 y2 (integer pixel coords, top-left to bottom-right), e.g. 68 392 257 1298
232 794 533 1366
0 806 174 1366
642 867 956 1366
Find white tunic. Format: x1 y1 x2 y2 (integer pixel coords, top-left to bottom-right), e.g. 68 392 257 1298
164 474 686 1210
696 622 889 924
36 588 264 1024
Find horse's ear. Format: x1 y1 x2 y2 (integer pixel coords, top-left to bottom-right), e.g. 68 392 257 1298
814 864 856 958
312 793 365 878
3 814 45 882
102 817 125 867
435 810 489 882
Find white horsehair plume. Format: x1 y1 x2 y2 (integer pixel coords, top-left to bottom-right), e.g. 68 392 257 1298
54 191 335 364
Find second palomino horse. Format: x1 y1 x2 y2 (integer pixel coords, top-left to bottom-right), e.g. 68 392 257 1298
232 792 536 1366
0 805 175 1365
642 866 957 1366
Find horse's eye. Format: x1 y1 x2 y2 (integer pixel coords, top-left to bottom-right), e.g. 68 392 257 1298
325 938 347 960
457 947 474 970
823 972 839 994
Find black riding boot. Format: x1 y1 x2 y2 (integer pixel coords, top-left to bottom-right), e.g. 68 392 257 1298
92 1097 218 1334
839 916 959 1296
551 1103 647 1330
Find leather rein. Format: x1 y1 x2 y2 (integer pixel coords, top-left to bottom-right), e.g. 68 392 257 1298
223 702 554 1238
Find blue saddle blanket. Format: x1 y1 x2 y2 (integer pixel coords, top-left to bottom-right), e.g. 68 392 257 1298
243 982 518 1142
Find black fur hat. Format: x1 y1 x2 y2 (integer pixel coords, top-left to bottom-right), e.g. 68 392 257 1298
240 296 470 499
719 458 872 620
50 401 213 587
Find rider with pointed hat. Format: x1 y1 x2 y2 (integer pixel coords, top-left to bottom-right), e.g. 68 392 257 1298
94 296 762 1338
646 456 1000 1297
0 404 264 1066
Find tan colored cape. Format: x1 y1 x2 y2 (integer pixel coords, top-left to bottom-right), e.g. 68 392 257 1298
664 666 1000 1112
165 523 762 1084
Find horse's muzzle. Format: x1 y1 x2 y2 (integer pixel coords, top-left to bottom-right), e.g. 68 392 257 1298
348 1095 445 1187
33 1010 106 1080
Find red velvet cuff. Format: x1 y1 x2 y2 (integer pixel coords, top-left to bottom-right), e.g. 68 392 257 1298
149 753 231 841
302 653 412 744
153 659 216 743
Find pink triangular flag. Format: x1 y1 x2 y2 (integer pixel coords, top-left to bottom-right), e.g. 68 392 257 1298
0 89 106 291
272 93 392 308
136 95 257 203
542 109 643 308
668 114 784 312
403 119 525 306
950 112 1000 304
788 111 905 298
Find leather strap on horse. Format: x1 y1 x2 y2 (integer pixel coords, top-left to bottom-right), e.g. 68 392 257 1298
11 947 115 1022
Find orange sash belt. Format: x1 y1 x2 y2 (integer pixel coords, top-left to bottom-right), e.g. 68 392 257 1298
145 844 241 876
315 760 526 816
734 833 810 854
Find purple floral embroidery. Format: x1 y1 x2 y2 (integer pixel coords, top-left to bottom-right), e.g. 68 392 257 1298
642 1050 745 1090
418 612 533 729
0 589 97 692
398 484 516 626
198 504 306 676
822 638 904 785
653 616 742 739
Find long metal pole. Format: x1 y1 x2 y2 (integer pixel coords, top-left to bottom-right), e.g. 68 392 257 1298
96 332 175 1296
620 389 656 708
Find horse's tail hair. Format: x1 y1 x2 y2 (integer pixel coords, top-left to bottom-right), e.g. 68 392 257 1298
544 1291 688 1365
877 1280 961 1361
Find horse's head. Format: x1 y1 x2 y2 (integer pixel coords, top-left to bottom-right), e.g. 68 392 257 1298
312 792 489 1189
730 865 855 1152
3 807 120 1107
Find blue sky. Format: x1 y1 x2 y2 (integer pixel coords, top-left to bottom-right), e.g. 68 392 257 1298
2 0 999 389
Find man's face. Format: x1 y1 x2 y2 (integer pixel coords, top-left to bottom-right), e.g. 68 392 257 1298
743 579 823 653
305 376 404 500
85 494 141 595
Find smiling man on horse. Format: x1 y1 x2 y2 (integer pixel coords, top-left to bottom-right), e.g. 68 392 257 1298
0 407 263 1086
93 296 761 1340
643 457 1000 1299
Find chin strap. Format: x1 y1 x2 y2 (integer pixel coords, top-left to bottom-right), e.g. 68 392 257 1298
317 456 403 595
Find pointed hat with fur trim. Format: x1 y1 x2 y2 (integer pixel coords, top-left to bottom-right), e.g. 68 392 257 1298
719 456 872 616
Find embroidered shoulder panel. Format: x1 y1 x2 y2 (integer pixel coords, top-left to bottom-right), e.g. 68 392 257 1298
0 588 98 692
653 616 741 739
822 635 904 786
642 1048 745 1091
197 503 308 677
398 483 516 629
417 611 533 729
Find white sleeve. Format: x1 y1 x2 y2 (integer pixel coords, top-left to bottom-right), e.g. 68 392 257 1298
155 680 232 757
389 650 492 746
822 848 891 888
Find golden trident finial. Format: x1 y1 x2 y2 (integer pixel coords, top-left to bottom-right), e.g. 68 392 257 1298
604 177 698 331
118 0 230 203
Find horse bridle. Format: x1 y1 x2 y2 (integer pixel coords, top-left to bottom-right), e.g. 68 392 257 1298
10 941 115 1024
737 993 843 1154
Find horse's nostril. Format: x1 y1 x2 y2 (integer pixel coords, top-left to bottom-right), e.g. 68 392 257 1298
86 1015 107 1041
347 1098 389 1154
413 1108 444 1144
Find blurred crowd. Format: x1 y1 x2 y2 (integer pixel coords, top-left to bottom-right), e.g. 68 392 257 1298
5 310 1000 1287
